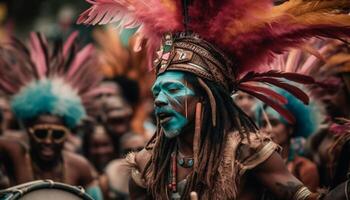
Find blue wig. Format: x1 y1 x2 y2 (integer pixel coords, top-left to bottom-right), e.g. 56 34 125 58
256 86 323 138
11 78 86 128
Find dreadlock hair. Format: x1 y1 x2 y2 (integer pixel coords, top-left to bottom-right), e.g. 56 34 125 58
143 72 258 199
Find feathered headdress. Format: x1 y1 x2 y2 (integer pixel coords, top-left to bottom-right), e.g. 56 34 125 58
78 0 350 123
0 32 102 128
271 38 350 95
271 38 350 75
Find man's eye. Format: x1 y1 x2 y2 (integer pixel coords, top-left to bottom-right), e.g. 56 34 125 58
168 88 179 93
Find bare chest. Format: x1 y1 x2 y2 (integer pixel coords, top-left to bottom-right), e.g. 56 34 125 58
11 154 81 186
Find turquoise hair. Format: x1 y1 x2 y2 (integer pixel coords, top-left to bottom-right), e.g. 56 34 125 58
11 79 86 128
256 86 323 138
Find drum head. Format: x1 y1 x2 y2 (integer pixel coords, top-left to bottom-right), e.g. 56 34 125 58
18 188 84 200
0 180 93 200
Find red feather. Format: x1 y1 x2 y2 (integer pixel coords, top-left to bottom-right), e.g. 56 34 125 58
224 25 350 75
239 86 295 124
239 70 314 84
237 83 287 105
249 77 310 104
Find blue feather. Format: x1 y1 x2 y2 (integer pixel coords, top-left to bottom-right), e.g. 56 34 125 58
11 79 85 128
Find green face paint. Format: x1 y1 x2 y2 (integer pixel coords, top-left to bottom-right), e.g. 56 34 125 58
152 71 196 138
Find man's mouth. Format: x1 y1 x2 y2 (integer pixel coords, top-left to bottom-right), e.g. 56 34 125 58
41 146 55 157
158 112 173 124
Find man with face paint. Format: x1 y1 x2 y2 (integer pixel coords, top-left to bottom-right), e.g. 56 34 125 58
79 0 350 199
0 33 103 200
152 72 197 139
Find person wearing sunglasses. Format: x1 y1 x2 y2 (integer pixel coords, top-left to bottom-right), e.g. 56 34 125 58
0 33 103 200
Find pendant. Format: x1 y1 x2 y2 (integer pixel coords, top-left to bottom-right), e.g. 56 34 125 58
178 157 194 168
171 192 181 200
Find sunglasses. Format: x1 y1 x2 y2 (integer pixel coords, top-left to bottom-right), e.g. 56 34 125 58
29 124 69 143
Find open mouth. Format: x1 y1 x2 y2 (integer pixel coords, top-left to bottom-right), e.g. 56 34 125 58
158 112 173 124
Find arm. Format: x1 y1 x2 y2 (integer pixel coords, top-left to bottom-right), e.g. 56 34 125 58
0 137 23 188
81 166 103 200
253 152 320 200
296 158 320 192
253 152 350 200
69 153 103 200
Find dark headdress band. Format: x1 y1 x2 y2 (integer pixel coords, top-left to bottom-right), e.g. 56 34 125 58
155 33 235 91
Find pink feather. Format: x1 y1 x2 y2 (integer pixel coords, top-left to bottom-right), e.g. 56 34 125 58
63 31 79 57
299 44 329 74
66 44 94 80
77 0 181 40
0 77 18 93
78 0 182 69
29 32 48 79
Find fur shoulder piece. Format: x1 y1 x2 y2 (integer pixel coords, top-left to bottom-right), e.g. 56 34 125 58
209 131 279 199
125 152 147 188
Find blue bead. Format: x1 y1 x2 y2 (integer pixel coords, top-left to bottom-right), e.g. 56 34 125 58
188 159 194 167
179 158 184 165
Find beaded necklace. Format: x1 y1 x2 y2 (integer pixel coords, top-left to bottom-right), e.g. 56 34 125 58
168 146 194 200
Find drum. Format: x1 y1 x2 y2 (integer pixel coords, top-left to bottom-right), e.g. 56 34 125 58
0 180 94 200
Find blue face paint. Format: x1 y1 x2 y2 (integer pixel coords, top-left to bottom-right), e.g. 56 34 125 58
152 71 195 138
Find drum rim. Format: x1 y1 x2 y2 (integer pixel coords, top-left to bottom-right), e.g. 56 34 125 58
0 180 94 200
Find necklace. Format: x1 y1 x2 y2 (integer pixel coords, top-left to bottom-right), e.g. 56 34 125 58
177 150 194 168
168 146 194 200
168 147 181 200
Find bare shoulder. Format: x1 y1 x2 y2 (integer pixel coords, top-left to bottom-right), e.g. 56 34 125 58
0 136 27 155
63 151 92 168
63 151 97 187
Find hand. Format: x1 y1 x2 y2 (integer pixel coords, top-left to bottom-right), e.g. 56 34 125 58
190 191 198 200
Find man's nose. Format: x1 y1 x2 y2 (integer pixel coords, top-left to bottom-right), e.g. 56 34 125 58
154 92 168 107
43 134 53 144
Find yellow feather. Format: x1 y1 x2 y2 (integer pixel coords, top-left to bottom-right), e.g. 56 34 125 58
325 53 350 66
272 0 350 16
293 13 350 26
93 27 130 77
225 0 350 41
160 0 177 13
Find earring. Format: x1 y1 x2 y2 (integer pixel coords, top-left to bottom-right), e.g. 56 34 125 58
193 102 203 171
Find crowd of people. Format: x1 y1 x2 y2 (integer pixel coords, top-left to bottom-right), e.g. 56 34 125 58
0 0 350 200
